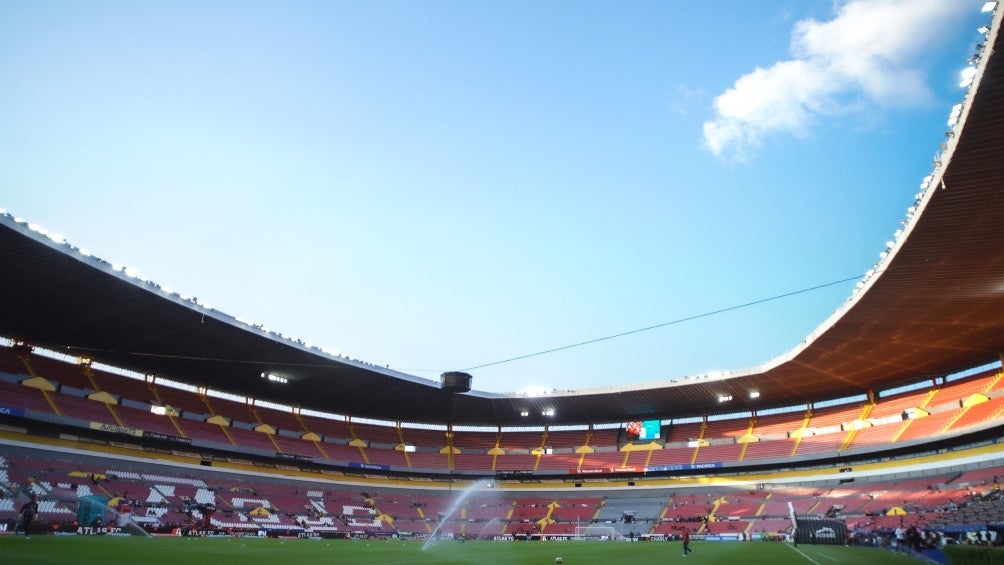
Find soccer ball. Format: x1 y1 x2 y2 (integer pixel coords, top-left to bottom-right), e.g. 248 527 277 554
554 558 564 564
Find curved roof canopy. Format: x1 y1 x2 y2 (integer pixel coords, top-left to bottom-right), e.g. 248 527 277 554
2 12 1004 427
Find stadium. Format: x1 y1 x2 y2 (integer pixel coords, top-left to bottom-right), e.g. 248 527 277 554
2 2 1004 564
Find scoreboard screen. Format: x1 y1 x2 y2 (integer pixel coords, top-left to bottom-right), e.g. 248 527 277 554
626 419 661 440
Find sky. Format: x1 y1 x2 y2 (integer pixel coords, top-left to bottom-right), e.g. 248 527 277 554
0 0 993 396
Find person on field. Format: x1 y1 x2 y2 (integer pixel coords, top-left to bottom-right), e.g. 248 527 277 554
15 493 39 539
681 527 693 557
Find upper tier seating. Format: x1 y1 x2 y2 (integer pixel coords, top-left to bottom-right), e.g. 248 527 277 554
1 345 1002 474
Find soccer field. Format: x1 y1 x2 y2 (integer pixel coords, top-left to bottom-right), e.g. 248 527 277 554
0 537 928 565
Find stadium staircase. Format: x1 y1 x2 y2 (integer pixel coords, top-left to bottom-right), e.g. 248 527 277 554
293 409 329 459
891 387 940 442
16 350 63 416
839 394 875 451
145 382 188 438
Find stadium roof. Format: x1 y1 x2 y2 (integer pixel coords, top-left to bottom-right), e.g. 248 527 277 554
2 10 1004 428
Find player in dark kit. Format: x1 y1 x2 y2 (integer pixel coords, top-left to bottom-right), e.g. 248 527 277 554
15 493 39 539
681 527 693 557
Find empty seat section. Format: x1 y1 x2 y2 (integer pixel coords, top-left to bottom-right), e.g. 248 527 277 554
318 440 360 461
753 411 803 437
351 421 400 445
551 498 601 521
536 452 582 471
201 395 251 423
452 453 494 471
580 450 624 468
897 409 959 442
0 379 59 414
49 392 116 424
115 403 186 437
808 402 863 431
404 451 447 470
149 385 207 415
546 429 590 449
273 434 325 459
793 430 843 456
949 394 1004 430
741 437 796 461
175 417 234 445
450 429 498 450
300 414 352 440
249 404 303 433
588 427 622 448
88 368 154 405
694 442 742 464
227 426 280 452
871 387 935 419
645 445 695 465
0 345 27 375
499 430 545 451
493 454 537 471
362 446 408 467
846 419 900 449
703 417 751 441
21 354 91 390
401 426 447 449
941 369 1002 401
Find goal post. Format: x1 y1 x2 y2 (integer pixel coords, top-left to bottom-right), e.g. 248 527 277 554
573 525 623 540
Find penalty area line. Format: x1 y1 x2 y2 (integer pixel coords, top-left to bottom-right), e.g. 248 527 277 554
814 549 840 562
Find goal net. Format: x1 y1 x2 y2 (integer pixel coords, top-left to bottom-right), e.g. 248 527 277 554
573 525 624 540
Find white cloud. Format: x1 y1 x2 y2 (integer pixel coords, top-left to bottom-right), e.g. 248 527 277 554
703 0 972 161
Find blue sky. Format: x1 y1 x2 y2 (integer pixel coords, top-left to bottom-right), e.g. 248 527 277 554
0 1 992 395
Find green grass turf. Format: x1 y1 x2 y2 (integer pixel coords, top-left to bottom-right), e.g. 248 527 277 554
0 537 928 565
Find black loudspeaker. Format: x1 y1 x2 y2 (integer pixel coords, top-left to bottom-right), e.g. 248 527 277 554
440 371 473 393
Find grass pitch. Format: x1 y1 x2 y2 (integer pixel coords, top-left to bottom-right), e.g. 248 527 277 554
0 536 928 565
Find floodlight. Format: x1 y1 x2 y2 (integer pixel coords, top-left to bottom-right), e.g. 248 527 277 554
983 2 997 13
261 372 288 384
749 391 760 399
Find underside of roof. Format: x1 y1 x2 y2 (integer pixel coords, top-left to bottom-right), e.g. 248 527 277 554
2 9 1003 427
